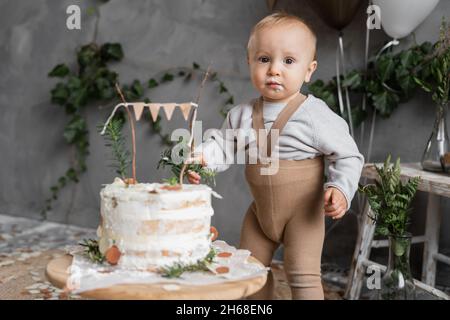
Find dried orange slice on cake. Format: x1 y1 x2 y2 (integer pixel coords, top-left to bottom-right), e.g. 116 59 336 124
210 226 219 241
215 266 230 274
105 245 121 265
217 252 232 258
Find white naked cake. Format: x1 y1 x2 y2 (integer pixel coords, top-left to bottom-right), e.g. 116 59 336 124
96 178 216 271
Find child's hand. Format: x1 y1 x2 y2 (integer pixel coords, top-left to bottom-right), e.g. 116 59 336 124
187 170 201 184
185 153 206 184
324 187 348 220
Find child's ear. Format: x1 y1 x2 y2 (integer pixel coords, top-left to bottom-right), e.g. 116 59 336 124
304 60 318 83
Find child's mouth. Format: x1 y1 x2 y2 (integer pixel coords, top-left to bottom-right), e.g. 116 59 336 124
266 82 283 90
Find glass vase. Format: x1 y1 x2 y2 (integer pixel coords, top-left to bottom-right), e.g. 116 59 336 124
421 102 450 173
379 234 416 300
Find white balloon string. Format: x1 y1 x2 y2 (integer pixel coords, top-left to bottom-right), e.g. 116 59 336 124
336 39 345 117
338 34 354 138
375 39 399 60
364 38 399 164
366 108 377 164
360 21 371 148
357 16 372 215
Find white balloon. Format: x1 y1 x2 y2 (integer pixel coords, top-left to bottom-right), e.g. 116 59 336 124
373 0 440 39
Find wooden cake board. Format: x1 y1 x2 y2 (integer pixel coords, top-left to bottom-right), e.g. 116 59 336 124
46 255 267 300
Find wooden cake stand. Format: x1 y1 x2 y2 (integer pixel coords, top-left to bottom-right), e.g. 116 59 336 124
46 255 267 300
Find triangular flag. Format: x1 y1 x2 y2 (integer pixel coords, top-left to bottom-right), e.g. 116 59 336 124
131 103 146 121
178 103 192 121
148 104 161 122
162 103 176 121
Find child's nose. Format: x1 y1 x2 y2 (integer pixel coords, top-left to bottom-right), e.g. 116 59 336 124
267 62 281 76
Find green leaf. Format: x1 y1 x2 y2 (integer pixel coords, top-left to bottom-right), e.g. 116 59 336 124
100 43 124 61
63 115 87 144
376 54 395 82
100 86 115 99
51 83 69 105
342 70 362 90
48 64 70 77
307 79 324 92
77 44 99 67
420 42 434 54
95 77 114 99
67 86 88 108
66 168 79 182
67 76 82 90
122 86 139 101
219 82 228 93
95 77 110 90
396 70 417 96
148 78 159 88
184 72 192 82
225 97 234 105
413 77 432 92
399 50 421 68
372 91 400 117
161 73 174 82
58 177 66 187
131 79 143 97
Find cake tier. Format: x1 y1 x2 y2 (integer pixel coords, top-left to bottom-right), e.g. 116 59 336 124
98 178 214 270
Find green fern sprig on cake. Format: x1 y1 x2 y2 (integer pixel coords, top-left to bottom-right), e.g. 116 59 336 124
79 239 105 264
98 118 131 182
160 247 217 278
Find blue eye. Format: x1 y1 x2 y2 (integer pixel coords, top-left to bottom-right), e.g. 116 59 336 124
284 57 295 64
258 56 270 63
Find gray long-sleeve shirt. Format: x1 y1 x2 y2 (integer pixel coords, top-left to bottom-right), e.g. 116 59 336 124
194 94 364 210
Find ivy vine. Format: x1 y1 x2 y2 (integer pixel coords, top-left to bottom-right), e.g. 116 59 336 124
44 46 234 218
307 29 449 128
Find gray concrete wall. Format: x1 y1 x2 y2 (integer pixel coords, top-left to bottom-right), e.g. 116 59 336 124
1 0 449 283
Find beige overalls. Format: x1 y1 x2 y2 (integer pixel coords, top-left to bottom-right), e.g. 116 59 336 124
240 93 325 300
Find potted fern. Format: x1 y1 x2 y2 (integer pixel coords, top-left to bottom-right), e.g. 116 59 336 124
359 155 420 300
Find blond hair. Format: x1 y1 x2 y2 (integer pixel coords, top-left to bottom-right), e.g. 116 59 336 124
247 12 317 61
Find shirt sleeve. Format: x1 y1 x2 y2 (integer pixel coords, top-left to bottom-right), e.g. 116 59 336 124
193 112 235 172
306 105 365 211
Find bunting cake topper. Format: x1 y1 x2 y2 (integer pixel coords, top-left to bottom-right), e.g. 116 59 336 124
100 66 211 187
100 101 198 135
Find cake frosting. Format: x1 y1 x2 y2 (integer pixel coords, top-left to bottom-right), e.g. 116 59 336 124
97 178 218 271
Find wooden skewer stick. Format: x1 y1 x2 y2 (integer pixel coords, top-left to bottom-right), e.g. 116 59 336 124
179 65 212 186
115 83 137 184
